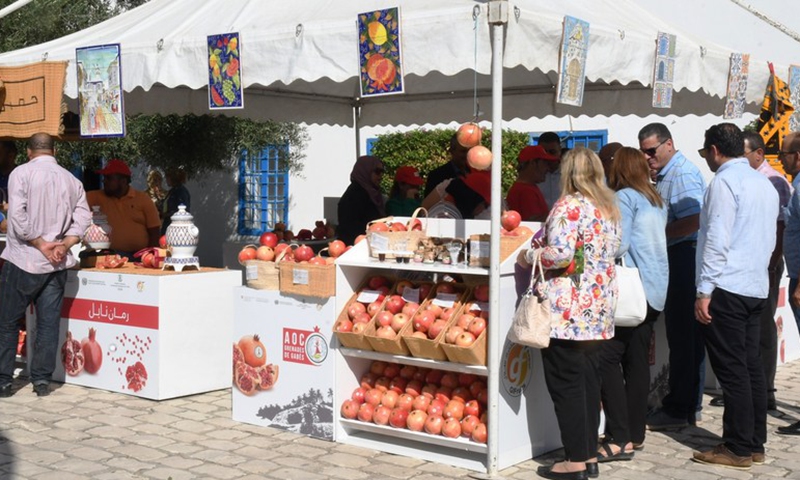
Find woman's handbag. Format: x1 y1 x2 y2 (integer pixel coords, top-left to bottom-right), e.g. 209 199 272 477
614 257 648 327
509 249 553 349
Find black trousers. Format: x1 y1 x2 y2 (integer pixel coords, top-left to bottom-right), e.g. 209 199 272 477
759 260 782 402
599 307 659 446
701 288 767 457
542 339 603 462
661 241 705 419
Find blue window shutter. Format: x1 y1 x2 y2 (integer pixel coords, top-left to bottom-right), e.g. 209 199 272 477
237 145 290 236
530 130 609 152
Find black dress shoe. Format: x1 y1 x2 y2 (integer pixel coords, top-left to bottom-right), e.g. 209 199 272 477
536 465 589 480
709 397 724 407
777 420 800 436
586 462 599 478
33 384 50 397
0 383 12 398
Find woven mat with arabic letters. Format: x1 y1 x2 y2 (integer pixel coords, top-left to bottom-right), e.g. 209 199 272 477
0 61 67 139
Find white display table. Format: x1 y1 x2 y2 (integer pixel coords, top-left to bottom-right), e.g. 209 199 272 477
231 287 336 440
36 267 241 400
333 218 559 472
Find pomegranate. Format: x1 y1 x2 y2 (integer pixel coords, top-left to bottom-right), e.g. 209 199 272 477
399 365 417 380
351 387 367 404
126 361 148 392
367 301 383 317
390 222 407 232
365 388 383 406
348 302 367 320
237 246 257 264
354 234 367 244
158 235 168 249
391 313 410 332
435 283 456 295
256 246 275 262
469 380 487 398
465 399 482 417
444 400 465 421
238 334 267 367
457 314 475 329
334 318 354 333
445 326 464 344
81 328 103 374
435 386 452 403
428 399 446 417
341 399 359 419
383 363 400 379
61 331 85 376
232 344 245 375
395 280 413 296
427 320 447 340
501 210 522 231
360 372 379 389
385 295 405 315
259 232 279 248
424 414 445 435
389 407 410 428
404 379 422 397
381 390 399 409
425 369 443 385
352 322 367 334
461 414 480 437
468 317 487 338
472 422 488 443
370 361 388 376
456 122 482 148
421 383 438 399
424 303 443 318
328 240 346 258
255 364 279 390
413 394 432 412
459 373 478 387
440 372 459 389
375 326 396 339
368 221 389 233
294 245 314 262
473 284 490 303
357 402 376 422
234 362 258 395
413 310 436 333
373 405 392 425
455 332 477 347
389 376 408 395
467 145 492 170
396 393 415 411
406 410 428 432
451 387 473 403
413 368 430 383
410 331 427 339
442 417 462 438
375 376 391 392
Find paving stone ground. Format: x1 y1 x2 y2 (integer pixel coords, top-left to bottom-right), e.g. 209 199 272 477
2 360 800 479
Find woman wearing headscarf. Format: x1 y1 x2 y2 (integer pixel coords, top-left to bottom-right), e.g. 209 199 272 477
337 156 386 245
518 147 621 480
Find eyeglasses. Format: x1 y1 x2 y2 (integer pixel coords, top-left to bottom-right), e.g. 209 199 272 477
778 150 798 158
640 138 668 157
743 150 754 156
698 148 708 159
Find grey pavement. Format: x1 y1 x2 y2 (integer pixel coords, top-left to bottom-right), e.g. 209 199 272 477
2 360 800 480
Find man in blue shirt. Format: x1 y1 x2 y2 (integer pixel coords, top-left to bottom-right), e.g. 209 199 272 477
777 131 800 436
639 123 707 430
692 123 777 470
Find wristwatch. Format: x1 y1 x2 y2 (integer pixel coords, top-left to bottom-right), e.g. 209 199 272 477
696 292 712 299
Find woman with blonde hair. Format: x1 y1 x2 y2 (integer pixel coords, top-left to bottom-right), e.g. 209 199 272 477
518 147 621 480
146 169 166 215
596 147 668 462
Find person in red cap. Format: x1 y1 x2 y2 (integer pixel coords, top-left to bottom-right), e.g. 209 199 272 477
506 145 560 222
87 159 161 257
386 166 424 217
427 171 492 220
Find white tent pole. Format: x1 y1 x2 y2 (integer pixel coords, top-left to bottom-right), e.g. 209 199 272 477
486 0 507 476
0 0 36 20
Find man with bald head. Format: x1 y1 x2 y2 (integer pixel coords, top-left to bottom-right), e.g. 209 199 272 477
0 133 90 398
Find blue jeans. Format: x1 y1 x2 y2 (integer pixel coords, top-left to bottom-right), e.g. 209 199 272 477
0 261 67 386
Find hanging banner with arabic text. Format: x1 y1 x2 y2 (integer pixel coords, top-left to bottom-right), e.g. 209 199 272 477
0 61 67 139
652 32 676 109
208 32 243 109
358 7 404 97
723 53 750 119
557 16 590 107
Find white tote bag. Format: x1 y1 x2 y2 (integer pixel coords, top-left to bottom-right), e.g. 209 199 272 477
509 249 553 349
613 257 648 327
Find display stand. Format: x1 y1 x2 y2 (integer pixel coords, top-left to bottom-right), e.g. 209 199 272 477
29 267 241 400
333 218 559 472
231 287 336 440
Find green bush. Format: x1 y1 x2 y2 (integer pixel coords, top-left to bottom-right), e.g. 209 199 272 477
369 128 531 195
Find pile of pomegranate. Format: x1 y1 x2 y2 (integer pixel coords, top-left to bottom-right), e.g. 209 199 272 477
403 282 462 342
232 334 280 396
443 284 489 349
366 217 423 234
499 210 534 238
334 275 395 335
239 232 352 267
340 360 488 444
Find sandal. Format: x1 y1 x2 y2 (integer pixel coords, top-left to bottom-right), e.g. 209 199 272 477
597 441 635 463
632 443 645 451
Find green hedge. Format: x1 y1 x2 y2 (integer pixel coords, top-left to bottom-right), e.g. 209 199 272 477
369 128 531 194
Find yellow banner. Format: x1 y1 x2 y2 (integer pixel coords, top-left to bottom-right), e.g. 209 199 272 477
0 61 67 139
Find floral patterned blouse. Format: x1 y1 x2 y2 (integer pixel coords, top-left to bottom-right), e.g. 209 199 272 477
536 193 621 341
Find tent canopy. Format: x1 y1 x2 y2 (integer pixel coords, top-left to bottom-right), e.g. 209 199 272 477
0 0 785 125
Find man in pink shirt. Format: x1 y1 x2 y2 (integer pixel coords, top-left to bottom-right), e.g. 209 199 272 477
0 133 91 398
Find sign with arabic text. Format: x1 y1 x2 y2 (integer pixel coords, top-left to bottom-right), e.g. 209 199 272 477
0 61 67 138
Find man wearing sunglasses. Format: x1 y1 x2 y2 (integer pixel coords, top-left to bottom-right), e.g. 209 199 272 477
639 123 707 431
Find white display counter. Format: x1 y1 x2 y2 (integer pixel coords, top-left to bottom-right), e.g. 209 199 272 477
231 287 336 440
33 267 241 400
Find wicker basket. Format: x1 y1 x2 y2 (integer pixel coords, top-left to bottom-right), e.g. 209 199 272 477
440 329 487 366
242 245 290 290
279 258 335 298
402 300 466 361
366 208 428 260
468 232 532 267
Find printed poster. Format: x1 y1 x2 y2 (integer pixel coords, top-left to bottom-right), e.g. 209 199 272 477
652 32 676 109
76 44 125 138
789 65 800 132
557 16 590 107
208 32 243 109
723 53 750 119
358 7 404 96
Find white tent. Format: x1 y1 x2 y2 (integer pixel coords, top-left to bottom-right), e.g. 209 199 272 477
0 0 787 127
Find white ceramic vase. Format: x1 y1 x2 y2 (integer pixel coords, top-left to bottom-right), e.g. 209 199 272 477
84 206 112 250
165 204 199 258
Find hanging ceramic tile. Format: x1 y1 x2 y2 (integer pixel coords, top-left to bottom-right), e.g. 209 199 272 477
652 32 676 109
76 44 125 138
557 16 590 107
723 53 750 119
208 32 243 109
358 7 404 97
